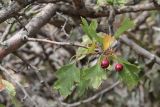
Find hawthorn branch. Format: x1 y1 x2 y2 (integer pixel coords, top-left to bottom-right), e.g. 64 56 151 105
26 37 88 48
61 81 120 107
1 21 15 42
116 2 160 13
0 4 57 61
120 36 160 65
0 65 38 107
58 2 160 18
13 52 63 106
56 12 70 37
0 0 35 24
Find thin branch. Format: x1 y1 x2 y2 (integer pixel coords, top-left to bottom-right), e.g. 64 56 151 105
0 0 35 24
26 37 88 49
117 2 160 13
0 3 57 61
13 52 63 106
61 81 120 107
14 16 28 32
0 65 38 107
58 2 160 18
120 36 160 65
56 12 70 37
1 21 15 42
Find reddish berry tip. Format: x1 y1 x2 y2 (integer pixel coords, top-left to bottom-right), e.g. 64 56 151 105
101 59 110 69
115 63 123 72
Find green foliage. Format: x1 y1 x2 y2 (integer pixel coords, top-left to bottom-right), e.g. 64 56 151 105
54 64 80 97
115 18 135 39
0 104 5 107
54 62 107 97
116 57 140 90
81 17 102 43
76 35 93 60
97 0 127 6
77 63 107 96
11 97 23 107
76 68 90 96
54 17 140 97
84 64 106 89
3 80 16 97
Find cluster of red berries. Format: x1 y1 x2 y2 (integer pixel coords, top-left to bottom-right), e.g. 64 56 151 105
101 59 123 72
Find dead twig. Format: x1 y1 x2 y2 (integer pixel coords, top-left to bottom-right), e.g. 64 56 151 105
26 37 88 49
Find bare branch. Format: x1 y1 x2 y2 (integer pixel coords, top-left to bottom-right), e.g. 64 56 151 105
26 37 88 48
120 36 160 65
61 81 120 107
0 65 38 107
0 3 57 61
0 0 34 24
1 21 15 42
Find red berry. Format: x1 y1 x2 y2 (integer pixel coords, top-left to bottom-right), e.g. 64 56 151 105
115 64 123 72
101 59 110 69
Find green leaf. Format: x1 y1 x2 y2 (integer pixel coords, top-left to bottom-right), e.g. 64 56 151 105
81 17 92 40
2 80 16 96
115 18 135 39
97 0 127 6
0 104 5 107
81 18 102 43
54 64 80 97
76 68 90 96
76 35 92 60
116 57 140 90
76 64 107 96
89 19 97 38
84 64 107 89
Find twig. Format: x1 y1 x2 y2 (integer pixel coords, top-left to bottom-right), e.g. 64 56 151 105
120 36 160 65
0 0 34 24
61 81 120 107
13 52 63 106
108 6 115 35
0 65 38 107
56 12 70 37
26 37 88 49
117 2 160 13
1 21 15 42
14 16 28 32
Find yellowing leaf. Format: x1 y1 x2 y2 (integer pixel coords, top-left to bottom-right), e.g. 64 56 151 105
103 34 115 51
2 80 16 96
0 76 5 92
88 42 97 54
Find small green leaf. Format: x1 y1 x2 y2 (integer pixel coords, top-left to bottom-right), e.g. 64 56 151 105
81 18 102 43
116 57 140 90
54 64 80 97
81 17 92 40
76 68 90 96
84 64 107 89
3 80 16 96
76 64 107 96
115 18 135 39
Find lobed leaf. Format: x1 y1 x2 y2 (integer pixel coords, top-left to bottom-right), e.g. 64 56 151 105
116 57 140 90
114 18 135 39
54 64 80 97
